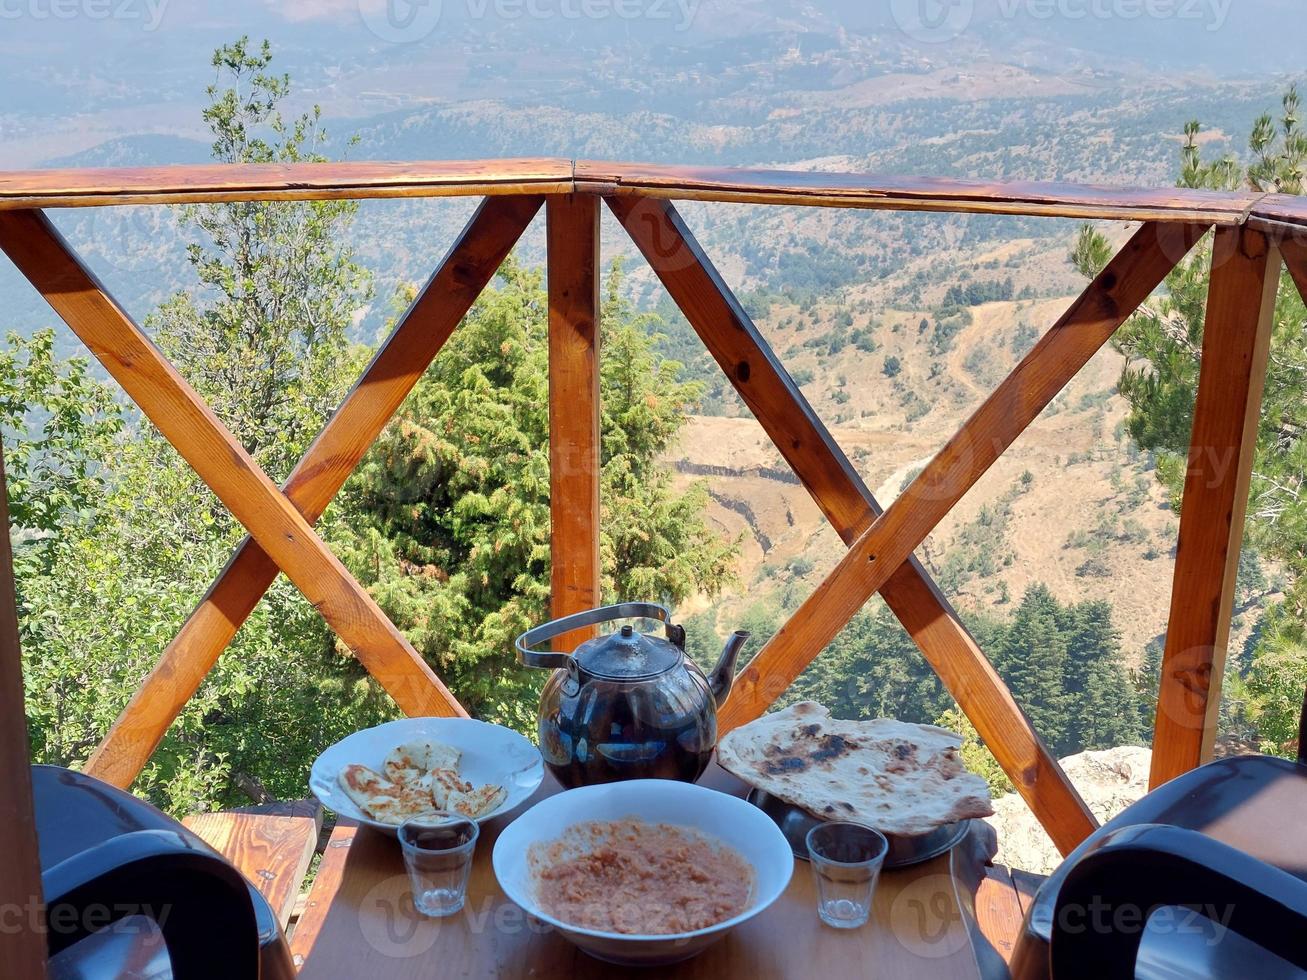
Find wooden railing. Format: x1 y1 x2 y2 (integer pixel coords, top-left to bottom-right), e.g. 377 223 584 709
2 159 1305 859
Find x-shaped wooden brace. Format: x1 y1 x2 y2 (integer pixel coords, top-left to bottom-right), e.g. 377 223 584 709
610 196 1206 854
0 196 544 788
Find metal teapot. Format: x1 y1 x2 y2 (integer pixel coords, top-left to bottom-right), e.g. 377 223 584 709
515 602 750 788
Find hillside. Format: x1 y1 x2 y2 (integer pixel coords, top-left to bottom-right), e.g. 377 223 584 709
664 228 1274 663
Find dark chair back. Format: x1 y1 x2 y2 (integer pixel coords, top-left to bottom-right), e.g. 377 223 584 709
32 765 294 979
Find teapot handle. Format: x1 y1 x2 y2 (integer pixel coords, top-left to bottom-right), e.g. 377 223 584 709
515 602 680 669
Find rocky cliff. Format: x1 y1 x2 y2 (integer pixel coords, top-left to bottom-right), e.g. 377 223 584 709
985 746 1152 875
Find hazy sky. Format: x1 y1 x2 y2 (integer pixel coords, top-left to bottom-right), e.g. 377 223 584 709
1 0 1302 167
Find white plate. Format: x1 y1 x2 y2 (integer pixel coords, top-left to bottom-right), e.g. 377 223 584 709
492 779 794 967
309 717 544 836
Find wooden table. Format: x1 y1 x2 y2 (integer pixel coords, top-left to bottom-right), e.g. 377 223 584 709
297 767 992 979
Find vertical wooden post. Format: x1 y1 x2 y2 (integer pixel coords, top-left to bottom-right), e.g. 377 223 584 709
1151 226 1280 788
546 194 602 650
0 438 47 978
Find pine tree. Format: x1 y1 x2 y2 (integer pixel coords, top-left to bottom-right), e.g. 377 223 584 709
994 585 1073 753
333 257 739 731
784 600 951 724
1060 601 1145 749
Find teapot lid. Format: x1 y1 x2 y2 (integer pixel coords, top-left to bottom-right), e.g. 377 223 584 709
574 623 682 680
515 602 686 675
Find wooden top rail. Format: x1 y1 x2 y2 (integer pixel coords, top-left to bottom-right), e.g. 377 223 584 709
1249 194 1307 238
0 158 575 209
0 158 1297 227
577 161 1264 224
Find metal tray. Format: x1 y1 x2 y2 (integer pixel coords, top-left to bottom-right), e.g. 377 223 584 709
746 787 971 868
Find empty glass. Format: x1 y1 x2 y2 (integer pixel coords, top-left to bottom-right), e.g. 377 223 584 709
806 822 888 929
398 814 479 917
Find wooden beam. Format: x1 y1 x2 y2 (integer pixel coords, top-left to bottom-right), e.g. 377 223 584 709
1248 194 1307 238
84 196 540 788
0 439 46 979
0 209 466 721
288 820 357 970
0 159 573 210
712 220 1204 734
581 161 1259 225
1150 226 1279 788
1279 236 1307 306
546 195 602 651
182 805 321 928
608 194 1100 855
0 158 1269 225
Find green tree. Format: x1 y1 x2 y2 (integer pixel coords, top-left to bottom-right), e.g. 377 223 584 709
18 38 386 814
1073 86 1307 755
992 585 1074 752
332 258 739 731
0 330 122 574
784 599 952 723
153 37 370 480
934 707 1013 797
1059 601 1145 750
985 588 1146 756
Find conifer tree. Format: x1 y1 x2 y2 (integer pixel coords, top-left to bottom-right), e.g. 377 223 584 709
994 585 1073 752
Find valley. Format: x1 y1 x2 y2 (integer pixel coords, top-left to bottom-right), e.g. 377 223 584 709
664 228 1273 666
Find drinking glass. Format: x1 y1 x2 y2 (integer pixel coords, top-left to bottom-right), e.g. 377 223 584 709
398 814 479 917
806 822 888 929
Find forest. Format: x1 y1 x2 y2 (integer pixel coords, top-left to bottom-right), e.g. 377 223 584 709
8 41 1305 814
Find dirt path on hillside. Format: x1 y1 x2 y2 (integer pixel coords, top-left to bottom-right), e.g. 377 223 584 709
875 454 934 504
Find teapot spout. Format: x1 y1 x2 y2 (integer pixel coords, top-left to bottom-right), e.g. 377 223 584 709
708 630 751 708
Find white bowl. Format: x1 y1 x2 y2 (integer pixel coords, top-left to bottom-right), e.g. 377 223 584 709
309 717 544 836
492 779 794 966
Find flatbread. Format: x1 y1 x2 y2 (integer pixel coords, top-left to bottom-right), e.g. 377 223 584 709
338 741 507 825
717 702 994 836
447 783 508 819
338 763 438 825
430 767 472 810
383 740 461 784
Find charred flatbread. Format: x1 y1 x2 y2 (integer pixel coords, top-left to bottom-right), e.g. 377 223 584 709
717 701 994 836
